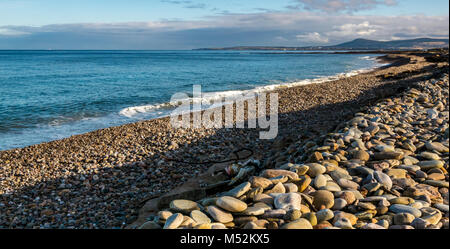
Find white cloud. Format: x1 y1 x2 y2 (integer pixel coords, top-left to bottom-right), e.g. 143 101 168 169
291 0 398 13
296 32 329 44
326 21 378 38
0 11 447 49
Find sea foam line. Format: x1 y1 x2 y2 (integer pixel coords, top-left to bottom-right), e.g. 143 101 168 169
119 62 383 118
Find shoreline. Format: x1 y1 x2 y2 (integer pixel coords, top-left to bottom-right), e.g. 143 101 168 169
0 52 383 152
0 49 448 228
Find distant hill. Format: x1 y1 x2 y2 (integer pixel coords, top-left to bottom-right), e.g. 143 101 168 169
195 38 449 51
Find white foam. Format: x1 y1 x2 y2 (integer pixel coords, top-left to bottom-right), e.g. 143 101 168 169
119 65 380 118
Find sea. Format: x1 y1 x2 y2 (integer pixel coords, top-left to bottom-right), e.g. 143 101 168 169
0 50 383 150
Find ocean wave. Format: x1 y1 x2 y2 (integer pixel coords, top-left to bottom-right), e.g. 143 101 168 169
118 66 377 118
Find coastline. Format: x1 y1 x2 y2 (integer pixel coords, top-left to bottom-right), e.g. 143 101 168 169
0 49 448 228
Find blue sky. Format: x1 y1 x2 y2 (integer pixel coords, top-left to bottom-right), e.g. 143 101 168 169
0 0 448 49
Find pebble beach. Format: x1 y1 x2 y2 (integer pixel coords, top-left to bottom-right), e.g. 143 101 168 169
1 49 448 229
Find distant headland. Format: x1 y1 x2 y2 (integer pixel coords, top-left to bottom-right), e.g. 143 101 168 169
194 38 449 51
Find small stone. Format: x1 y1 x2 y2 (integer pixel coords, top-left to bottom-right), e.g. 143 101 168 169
376 219 390 229
316 209 334 223
190 210 211 224
170 200 200 214
243 222 262 229
216 196 248 213
425 141 449 153
274 193 302 211
284 209 302 221
314 174 328 189
373 151 404 160
281 218 313 229
250 176 273 189
375 145 396 152
418 160 444 170
411 218 430 229
334 218 353 229
158 210 173 221
262 209 286 219
353 150 370 161
374 171 393 190
404 156 420 165
313 190 334 210
420 152 441 160
337 178 359 190
434 204 449 213
241 206 265 216
211 223 227 229
389 204 422 218
302 212 318 226
361 223 386 229
269 175 288 184
265 182 286 194
260 169 299 181
357 202 377 210
253 194 274 205
163 213 184 229
323 181 342 192
389 197 414 205
387 169 407 179
180 216 196 228
338 191 356 205
283 183 298 193
332 198 348 210
234 216 258 225
423 180 449 188
297 176 312 192
314 221 333 229
225 182 251 198
421 207 442 225
207 206 233 223
427 173 445 181
306 163 327 177
393 213 415 225
389 225 414 229
253 202 272 211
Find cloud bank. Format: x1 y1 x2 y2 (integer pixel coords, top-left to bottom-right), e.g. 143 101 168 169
0 11 448 49
289 0 398 13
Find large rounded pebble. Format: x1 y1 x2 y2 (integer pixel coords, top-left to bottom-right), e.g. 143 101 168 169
163 213 184 229
313 174 327 189
281 218 313 229
260 169 299 181
170 200 200 214
393 213 415 225
316 209 334 223
306 163 326 177
337 179 359 190
389 204 422 218
241 206 265 216
250 176 273 189
190 210 211 224
274 193 302 211
373 171 393 190
207 206 233 223
361 223 386 229
216 196 248 213
225 182 251 198
313 190 335 210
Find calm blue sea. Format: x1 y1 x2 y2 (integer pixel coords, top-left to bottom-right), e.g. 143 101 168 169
0 50 382 150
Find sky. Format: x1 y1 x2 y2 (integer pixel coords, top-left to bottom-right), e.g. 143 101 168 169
0 0 448 49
